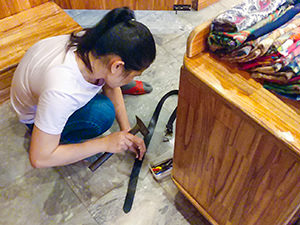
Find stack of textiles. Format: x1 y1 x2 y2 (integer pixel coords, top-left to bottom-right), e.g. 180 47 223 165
208 0 300 100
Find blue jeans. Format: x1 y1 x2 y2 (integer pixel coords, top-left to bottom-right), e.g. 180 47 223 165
26 94 115 144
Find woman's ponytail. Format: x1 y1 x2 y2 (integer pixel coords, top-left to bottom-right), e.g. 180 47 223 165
104 7 135 28
88 7 135 42
68 7 155 73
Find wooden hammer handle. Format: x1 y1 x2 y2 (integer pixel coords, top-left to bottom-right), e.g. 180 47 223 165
88 152 113 172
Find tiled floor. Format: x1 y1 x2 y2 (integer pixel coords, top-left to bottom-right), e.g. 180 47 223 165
0 1 241 224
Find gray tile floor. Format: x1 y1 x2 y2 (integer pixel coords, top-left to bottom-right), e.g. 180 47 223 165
0 1 241 224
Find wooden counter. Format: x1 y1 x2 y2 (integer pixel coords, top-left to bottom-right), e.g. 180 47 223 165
172 21 300 225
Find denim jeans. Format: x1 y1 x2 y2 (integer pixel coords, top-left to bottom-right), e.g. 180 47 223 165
26 94 115 144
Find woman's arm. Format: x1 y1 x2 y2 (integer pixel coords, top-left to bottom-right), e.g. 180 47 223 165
103 85 131 131
29 125 146 168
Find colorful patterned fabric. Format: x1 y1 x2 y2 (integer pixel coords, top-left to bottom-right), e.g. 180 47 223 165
250 63 283 73
285 53 300 73
290 30 300 39
289 74 300 82
264 82 300 94
208 5 289 52
247 40 300 74
252 71 294 82
273 26 300 49
249 14 300 57
212 0 288 32
278 34 300 55
274 92 300 100
223 14 300 62
240 52 281 69
282 43 300 64
207 0 300 100
246 4 300 41
220 33 270 62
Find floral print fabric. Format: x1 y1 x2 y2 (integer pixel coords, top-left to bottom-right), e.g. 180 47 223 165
212 0 288 32
208 0 300 100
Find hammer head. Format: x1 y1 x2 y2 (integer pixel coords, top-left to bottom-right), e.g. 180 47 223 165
130 116 149 137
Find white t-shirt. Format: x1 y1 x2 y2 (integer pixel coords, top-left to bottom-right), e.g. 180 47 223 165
10 35 104 135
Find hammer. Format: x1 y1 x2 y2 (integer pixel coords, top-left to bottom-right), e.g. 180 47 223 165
89 116 149 172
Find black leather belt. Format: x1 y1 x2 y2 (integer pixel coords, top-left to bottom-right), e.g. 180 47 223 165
123 90 178 213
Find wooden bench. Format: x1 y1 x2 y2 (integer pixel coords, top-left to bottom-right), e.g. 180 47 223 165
172 21 300 225
0 1 82 104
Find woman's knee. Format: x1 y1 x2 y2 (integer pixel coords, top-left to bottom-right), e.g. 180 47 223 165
61 94 115 143
91 94 115 126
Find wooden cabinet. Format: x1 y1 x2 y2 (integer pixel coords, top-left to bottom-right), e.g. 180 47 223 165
0 0 49 19
172 22 300 225
53 0 191 10
0 0 219 18
53 0 213 10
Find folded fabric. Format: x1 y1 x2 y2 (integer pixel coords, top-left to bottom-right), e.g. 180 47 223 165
289 74 300 82
274 92 300 100
285 53 300 73
252 71 295 82
240 52 281 69
264 82 300 94
208 5 289 52
221 34 270 62
278 37 297 55
241 59 276 69
290 30 300 39
247 4 300 41
252 73 287 82
212 0 288 32
278 35 300 55
229 14 300 62
281 42 300 64
250 43 300 74
273 26 300 50
253 15 300 55
250 63 283 73
208 30 251 52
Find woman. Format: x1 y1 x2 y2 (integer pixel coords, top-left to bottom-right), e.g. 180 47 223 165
10 7 156 168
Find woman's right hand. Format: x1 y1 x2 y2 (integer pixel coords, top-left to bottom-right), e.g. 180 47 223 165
102 130 146 160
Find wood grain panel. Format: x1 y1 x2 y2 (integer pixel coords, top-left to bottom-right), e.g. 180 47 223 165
0 0 30 19
101 0 136 9
52 0 72 8
0 67 16 104
0 2 82 103
54 0 193 10
29 0 49 7
0 68 15 90
0 0 49 19
186 20 211 58
196 0 219 10
173 68 300 225
0 2 82 71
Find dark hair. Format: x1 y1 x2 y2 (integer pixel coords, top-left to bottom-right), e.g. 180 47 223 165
68 7 156 72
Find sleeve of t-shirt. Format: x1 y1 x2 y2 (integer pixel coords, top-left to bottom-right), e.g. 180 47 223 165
34 89 81 135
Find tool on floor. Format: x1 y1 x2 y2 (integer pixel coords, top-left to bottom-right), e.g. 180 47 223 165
123 90 178 213
150 158 173 181
88 116 149 172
